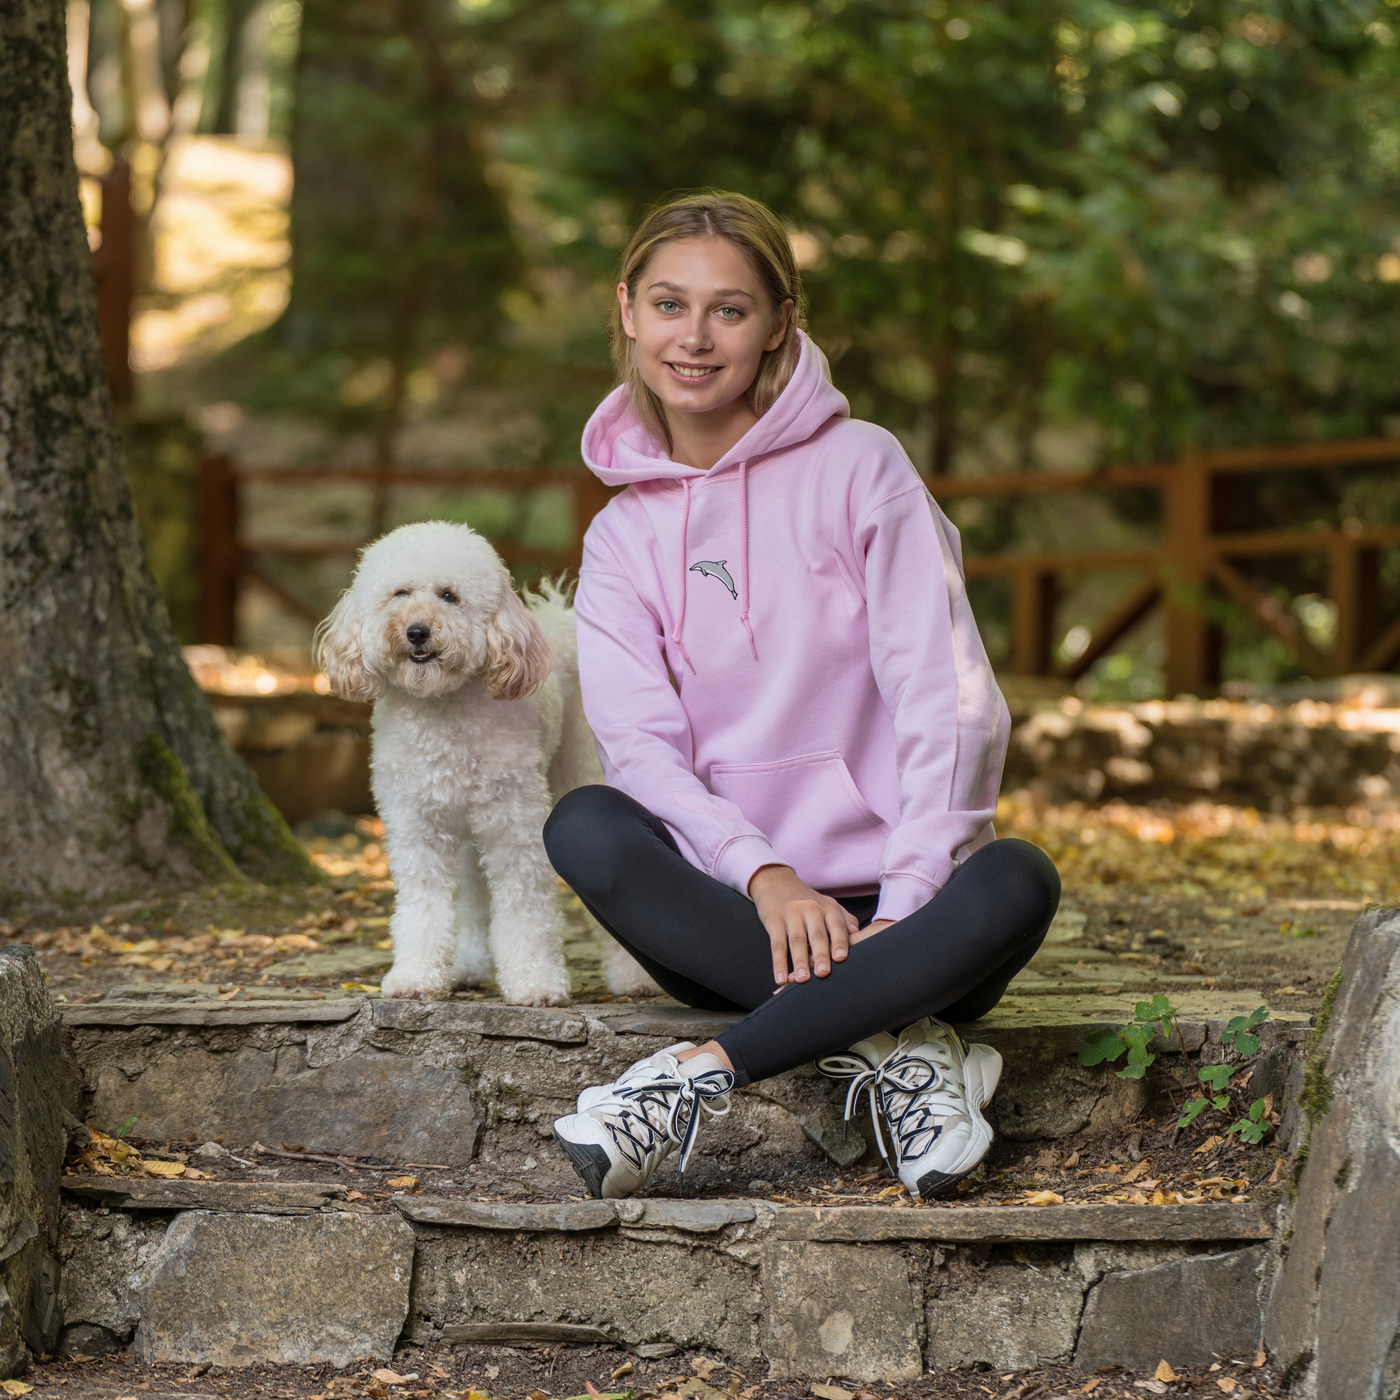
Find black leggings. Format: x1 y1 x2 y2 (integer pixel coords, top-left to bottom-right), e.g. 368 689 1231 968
543 786 1060 1087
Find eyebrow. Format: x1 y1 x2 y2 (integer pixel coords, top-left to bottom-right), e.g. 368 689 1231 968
646 281 757 299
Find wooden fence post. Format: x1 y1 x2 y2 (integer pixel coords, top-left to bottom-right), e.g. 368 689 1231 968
1162 452 1218 695
1010 564 1057 676
198 453 241 645
90 158 133 406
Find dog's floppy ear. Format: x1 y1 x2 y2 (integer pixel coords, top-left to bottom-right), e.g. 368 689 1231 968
314 590 385 701
483 587 555 700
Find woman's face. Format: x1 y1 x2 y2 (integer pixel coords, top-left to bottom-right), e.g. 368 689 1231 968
618 236 792 423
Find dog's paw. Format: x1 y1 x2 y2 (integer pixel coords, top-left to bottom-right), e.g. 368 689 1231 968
495 977 572 1008
380 966 453 1001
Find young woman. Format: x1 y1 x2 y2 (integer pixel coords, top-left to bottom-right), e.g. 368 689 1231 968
545 191 1060 1202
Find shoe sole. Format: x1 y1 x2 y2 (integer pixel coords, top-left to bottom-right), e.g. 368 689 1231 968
912 1043 1003 1202
552 1126 611 1199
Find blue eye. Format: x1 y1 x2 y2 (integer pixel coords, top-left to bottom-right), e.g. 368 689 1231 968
657 299 680 313
717 305 743 319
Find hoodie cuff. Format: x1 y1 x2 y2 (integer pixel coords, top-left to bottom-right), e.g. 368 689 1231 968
713 835 785 899
874 869 948 924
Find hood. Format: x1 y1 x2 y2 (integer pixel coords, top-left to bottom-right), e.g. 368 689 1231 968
580 330 850 487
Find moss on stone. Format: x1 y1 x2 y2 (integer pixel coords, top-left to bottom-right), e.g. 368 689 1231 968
134 734 242 882
231 789 323 886
1309 965 1344 1050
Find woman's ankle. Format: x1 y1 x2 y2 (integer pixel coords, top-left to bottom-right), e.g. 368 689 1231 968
677 1040 734 1073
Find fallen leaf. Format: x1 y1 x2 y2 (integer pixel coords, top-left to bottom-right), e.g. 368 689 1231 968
1194 1136 1224 1156
1123 1159 1152 1183
691 1358 720 1381
1134 1383 1168 1396
465 1392 488 1400
0 1382 33 1396
811 1387 854 1400
1022 1190 1064 1206
141 1160 187 1178
586 1382 604 1400
1080 1383 1101 1395
1063 1150 1080 1168
372 1370 409 1386
611 1362 634 1380
346 1189 367 1201
385 1175 420 1192
485 1365 500 1379
1267 1159 1283 1185
1254 1345 1267 1368
183 1167 210 1180
739 1388 761 1400
1217 1380 1240 1394
528 1391 548 1400
1155 1360 1179 1383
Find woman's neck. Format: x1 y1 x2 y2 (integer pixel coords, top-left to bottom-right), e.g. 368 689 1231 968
664 397 759 471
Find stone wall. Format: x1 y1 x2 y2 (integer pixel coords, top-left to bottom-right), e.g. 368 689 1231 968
1264 906 1400 1399
0 948 68 1375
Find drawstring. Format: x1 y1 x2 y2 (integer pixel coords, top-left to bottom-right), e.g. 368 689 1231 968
670 478 696 674
670 461 757 670
738 460 757 660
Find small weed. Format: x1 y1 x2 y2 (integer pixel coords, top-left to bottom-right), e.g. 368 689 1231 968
1079 996 1274 1142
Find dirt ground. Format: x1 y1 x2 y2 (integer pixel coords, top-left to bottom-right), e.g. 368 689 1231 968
27 1340 1287 1400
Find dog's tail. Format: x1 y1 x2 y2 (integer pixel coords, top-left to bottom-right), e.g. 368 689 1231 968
524 579 603 796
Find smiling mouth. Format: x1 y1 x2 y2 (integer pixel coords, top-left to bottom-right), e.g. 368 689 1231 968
408 650 438 665
667 363 721 380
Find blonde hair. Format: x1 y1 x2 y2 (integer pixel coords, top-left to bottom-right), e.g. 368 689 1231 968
611 190 807 451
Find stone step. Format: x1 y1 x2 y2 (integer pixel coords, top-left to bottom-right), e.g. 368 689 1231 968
60 987 1310 1186
58 1176 1273 1376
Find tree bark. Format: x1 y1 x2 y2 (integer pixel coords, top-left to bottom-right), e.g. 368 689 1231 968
0 0 314 904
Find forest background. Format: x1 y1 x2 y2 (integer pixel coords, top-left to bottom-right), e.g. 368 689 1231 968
75 0 1400 697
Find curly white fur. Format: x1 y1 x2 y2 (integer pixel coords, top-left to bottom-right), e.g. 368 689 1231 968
315 520 659 1006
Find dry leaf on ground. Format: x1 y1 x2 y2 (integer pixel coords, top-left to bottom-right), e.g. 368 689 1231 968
1155 1360 1179 1382
0 1381 33 1396
611 1361 634 1380
811 1386 854 1400
1023 1189 1065 1206
371 1369 412 1385
141 1159 186 1178
385 1175 419 1191
1217 1379 1241 1393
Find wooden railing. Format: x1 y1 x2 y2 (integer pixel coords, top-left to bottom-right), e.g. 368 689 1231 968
197 439 1400 693
196 455 614 645
926 437 1400 693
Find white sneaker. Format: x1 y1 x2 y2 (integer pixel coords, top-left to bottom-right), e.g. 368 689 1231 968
552 1050 734 1199
576 1042 697 1114
819 1016 1002 1200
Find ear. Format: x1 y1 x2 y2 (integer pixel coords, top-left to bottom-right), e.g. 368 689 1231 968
314 590 384 701
483 588 555 700
617 281 637 339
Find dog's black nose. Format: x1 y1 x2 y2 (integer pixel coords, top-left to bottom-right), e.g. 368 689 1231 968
406 623 431 647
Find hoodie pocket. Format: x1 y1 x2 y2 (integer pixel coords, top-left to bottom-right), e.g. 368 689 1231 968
708 750 890 854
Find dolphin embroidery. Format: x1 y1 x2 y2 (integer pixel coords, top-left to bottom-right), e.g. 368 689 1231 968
689 560 737 600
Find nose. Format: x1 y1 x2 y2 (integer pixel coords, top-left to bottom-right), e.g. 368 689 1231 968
406 623 431 647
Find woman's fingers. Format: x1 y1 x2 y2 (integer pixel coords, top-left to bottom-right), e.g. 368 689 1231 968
805 908 832 977
827 906 852 964
768 920 791 985
787 913 813 982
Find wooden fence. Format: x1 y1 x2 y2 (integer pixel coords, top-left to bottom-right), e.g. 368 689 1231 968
927 437 1400 693
197 438 1400 692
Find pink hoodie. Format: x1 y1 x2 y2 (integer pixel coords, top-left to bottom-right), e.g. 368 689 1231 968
575 331 1010 923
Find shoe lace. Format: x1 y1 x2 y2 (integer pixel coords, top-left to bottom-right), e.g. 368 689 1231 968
598 1066 734 1175
819 1030 964 1170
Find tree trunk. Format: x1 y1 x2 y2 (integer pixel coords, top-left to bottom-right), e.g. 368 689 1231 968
0 0 314 904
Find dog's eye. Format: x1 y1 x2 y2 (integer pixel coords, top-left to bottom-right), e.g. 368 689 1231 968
393 589 409 598
440 590 459 604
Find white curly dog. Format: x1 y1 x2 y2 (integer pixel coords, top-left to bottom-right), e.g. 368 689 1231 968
315 520 658 1006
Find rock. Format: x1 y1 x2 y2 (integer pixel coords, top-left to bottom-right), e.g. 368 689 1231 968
748 1180 774 1194
58 1208 165 1345
61 1176 345 1214
370 1000 588 1044
91 1046 480 1166
133 1211 414 1365
395 1198 617 1232
193 1141 227 1159
57 1321 126 1356
1074 1246 1266 1371
761 1241 921 1380
628 1201 756 1234
793 1100 867 1168
634 1342 681 1359
0 949 68 1372
772 1203 1271 1244
441 1322 613 1345
410 1227 763 1361
925 1255 1085 1369
1264 906 1400 1399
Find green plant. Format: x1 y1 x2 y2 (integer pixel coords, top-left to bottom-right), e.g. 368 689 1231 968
1079 997 1274 1141
115 1116 139 1139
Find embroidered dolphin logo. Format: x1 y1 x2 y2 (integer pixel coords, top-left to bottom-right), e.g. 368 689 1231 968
690 560 737 599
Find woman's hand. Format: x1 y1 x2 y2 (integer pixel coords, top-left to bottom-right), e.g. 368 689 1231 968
748 865 859 987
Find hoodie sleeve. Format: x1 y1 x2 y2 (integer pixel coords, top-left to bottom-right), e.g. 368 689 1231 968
574 532 784 898
856 479 1011 924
